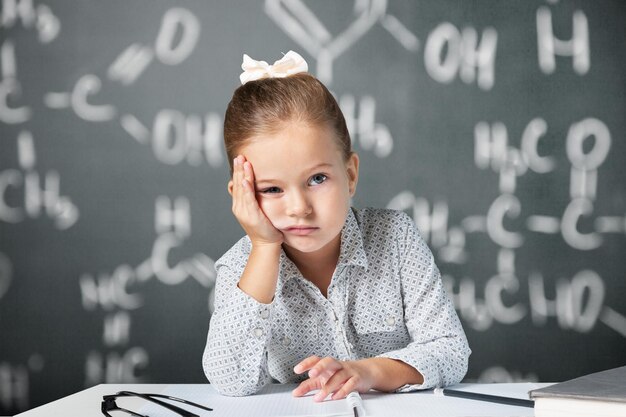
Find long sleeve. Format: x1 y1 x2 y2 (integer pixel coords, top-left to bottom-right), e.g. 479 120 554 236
377 213 470 390
202 243 274 396
203 208 471 395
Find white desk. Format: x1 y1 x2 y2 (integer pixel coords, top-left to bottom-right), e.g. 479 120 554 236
15 384 170 417
15 383 542 417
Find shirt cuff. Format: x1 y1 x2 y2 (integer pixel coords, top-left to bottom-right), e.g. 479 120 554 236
223 285 274 343
377 349 439 391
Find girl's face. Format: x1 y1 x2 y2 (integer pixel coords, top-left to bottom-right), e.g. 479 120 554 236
235 122 359 258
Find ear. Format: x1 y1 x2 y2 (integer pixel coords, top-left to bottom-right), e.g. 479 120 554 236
227 180 234 196
346 153 359 197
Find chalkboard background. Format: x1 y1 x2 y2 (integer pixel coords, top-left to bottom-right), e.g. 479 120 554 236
1 0 625 413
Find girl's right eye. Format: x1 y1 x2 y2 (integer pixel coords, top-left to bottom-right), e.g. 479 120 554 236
260 186 282 194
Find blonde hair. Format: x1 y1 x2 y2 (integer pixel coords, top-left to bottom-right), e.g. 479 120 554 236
223 73 351 174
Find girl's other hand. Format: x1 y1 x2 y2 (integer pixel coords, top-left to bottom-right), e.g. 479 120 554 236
292 356 376 401
231 155 283 246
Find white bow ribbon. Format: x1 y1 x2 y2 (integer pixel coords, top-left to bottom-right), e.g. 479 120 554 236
239 50 309 84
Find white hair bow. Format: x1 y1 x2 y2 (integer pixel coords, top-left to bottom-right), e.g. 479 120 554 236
239 50 308 84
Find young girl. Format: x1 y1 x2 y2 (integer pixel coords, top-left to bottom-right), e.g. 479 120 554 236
203 51 470 401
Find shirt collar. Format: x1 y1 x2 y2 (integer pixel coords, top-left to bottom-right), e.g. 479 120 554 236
278 207 368 282
337 207 368 269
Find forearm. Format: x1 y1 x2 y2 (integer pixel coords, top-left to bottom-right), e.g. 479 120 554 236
238 242 282 304
362 357 423 392
203 322 271 395
203 285 274 395
377 334 470 389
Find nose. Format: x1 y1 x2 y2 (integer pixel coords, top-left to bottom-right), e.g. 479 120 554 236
286 188 312 217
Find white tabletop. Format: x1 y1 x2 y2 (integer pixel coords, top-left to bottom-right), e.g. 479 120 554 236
15 384 171 417
15 383 541 417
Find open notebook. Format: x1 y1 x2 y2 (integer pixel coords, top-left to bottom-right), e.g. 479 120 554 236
139 383 538 417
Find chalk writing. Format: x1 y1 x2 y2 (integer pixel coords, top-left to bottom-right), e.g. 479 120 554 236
79 196 216 386
477 366 539 384
536 6 590 75
1 1 624 410
424 23 497 90
340 94 393 158
0 131 78 228
85 348 149 385
265 0 417 85
0 355 43 411
0 252 11 300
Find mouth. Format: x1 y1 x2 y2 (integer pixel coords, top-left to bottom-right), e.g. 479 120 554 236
283 226 319 236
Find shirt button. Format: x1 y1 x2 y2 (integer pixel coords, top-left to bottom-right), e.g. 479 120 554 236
282 336 291 346
385 316 396 326
253 328 264 338
259 309 270 319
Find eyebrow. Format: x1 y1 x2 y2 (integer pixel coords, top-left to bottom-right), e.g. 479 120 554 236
255 163 334 184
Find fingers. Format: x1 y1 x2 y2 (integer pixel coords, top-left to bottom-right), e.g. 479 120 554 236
232 155 256 216
313 368 353 402
232 156 244 212
295 356 342 379
294 356 322 375
292 377 321 397
243 159 255 185
241 161 257 210
292 356 334 398
293 357 357 402
328 374 359 401
230 155 283 245
309 357 343 378
293 357 374 402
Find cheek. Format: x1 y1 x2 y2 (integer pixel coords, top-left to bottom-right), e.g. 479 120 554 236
332 180 352 201
257 197 280 218
317 188 350 213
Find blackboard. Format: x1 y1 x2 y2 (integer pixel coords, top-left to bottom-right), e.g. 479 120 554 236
1 0 625 413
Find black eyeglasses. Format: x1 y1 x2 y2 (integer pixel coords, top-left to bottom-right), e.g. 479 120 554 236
101 391 213 417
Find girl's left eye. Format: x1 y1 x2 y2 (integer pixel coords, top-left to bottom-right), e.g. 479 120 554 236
260 186 282 194
309 174 327 186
